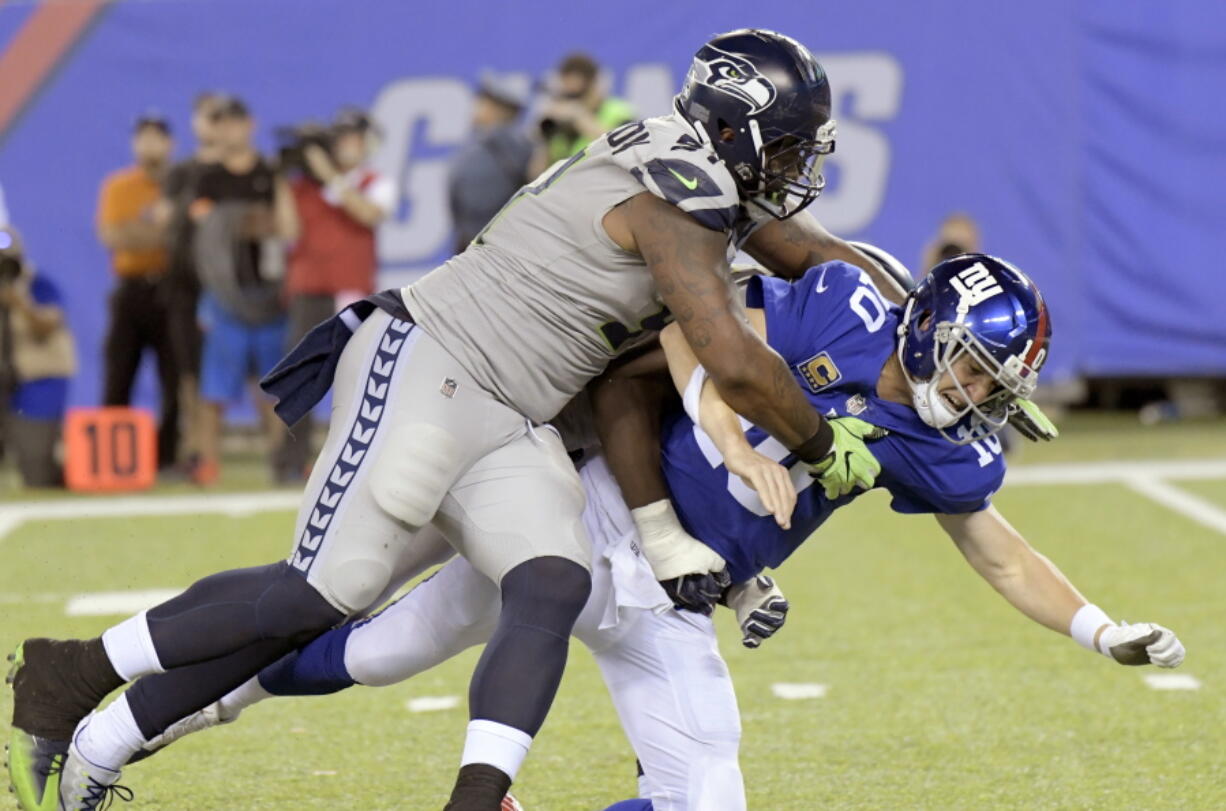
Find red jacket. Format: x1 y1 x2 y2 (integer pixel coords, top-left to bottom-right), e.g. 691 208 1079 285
285 173 379 296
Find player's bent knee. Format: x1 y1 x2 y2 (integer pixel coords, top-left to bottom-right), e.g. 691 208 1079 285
368 423 465 528
500 556 592 632
319 558 394 616
254 563 345 646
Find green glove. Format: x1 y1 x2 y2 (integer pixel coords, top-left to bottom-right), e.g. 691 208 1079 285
806 417 890 500
1008 398 1059 442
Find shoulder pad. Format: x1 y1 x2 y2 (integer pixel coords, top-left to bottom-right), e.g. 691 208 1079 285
609 115 742 232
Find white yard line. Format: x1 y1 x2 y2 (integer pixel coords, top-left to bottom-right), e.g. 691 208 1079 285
771 682 828 700
1003 458 1226 485
0 491 301 542
64 589 184 617
405 695 461 713
1123 477 1226 536
1143 673 1202 691
1 458 1224 544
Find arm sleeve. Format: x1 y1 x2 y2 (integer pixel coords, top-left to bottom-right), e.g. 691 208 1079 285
887 456 1006 515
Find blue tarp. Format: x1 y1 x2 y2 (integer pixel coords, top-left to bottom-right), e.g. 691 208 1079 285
1 0 1223 410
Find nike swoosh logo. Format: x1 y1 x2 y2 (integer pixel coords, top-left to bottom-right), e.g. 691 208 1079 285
667 166 700 191
815 268 830 292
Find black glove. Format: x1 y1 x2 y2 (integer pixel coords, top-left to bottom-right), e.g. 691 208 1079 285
661 568 732 616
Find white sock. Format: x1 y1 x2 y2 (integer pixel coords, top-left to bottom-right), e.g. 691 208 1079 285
217 676 271 720
460 719 533 780
75 694 148 771
101 611 164 681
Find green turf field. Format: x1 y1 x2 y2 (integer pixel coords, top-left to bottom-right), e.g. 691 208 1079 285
2 416 1225 809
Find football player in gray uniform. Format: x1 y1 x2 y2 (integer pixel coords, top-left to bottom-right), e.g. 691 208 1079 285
9 29 904 811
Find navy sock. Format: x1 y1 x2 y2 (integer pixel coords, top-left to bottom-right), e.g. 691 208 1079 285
257 621 360 696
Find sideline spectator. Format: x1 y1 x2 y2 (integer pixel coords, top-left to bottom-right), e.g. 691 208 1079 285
447 73 533 252
158 92 224 474
0 226 76 487
191 96 296 485
529 52 635 177
275 107 394 480
96 113 179 468
921 212 982 270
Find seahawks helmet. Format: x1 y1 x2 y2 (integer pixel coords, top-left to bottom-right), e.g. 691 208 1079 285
676 29 835 219
897 254 1052 444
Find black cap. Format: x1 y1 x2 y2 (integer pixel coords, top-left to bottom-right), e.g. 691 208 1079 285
134 111 171 136
211 94 251 120
332 106 377 136
476 72 528 112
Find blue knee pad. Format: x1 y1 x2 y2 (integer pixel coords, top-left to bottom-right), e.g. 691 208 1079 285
602 801 653 811
258 621 359 696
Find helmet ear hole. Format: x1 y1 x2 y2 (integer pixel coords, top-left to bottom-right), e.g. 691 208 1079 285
715 120 736 142
918 311 934 331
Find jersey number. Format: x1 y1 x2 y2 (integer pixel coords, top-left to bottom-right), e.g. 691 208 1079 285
693 421 816 517
956 425 1003 467
599 306 672 352
849 272 889 333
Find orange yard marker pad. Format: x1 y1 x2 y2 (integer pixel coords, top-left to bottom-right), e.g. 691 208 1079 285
64 407 157 492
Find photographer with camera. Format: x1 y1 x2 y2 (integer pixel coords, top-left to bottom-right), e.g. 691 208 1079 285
528 52 635 179
190 95 297 485
274 107 394 480
0 226 77 488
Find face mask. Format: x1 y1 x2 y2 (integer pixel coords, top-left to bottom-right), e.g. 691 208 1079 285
908 375 963 429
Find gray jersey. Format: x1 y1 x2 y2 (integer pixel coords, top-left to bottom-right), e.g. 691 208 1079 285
402 112 770 423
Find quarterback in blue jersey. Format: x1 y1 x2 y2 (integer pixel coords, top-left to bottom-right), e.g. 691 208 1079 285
100 254 1184 811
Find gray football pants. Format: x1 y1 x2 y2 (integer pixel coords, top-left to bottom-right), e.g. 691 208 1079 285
290 308 591 616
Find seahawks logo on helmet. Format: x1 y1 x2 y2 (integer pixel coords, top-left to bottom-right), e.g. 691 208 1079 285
686 46 777 114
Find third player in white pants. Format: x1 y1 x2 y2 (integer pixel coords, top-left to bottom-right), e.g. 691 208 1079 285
221 454 746 811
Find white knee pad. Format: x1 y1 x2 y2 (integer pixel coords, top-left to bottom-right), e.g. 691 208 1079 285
323 558 394 616
369 423 465 528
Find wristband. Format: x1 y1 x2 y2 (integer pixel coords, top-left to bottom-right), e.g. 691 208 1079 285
1070 603 1113 654
681 365 708 425
792 419 834 465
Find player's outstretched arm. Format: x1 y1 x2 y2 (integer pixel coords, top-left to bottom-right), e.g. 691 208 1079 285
744 212 909 304
936 508 1185 667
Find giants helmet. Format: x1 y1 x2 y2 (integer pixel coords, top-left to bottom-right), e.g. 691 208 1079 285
676 29 835 219
897 254 1052 444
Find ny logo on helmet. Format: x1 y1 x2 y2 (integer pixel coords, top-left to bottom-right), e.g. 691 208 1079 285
687 46 777 114
950 262 1003 306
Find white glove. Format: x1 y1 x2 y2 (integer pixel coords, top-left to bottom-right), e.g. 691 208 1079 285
1070 604 1185 667
724 575 789 649
631 499 726 581
1098 622 1185 668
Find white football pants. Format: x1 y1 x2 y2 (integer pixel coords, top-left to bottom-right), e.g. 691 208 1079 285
339 455 745 811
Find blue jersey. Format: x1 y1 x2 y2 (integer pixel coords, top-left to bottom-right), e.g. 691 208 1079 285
660 262 1007 583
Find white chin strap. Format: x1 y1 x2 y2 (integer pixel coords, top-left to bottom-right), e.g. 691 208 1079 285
908 376 963 429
